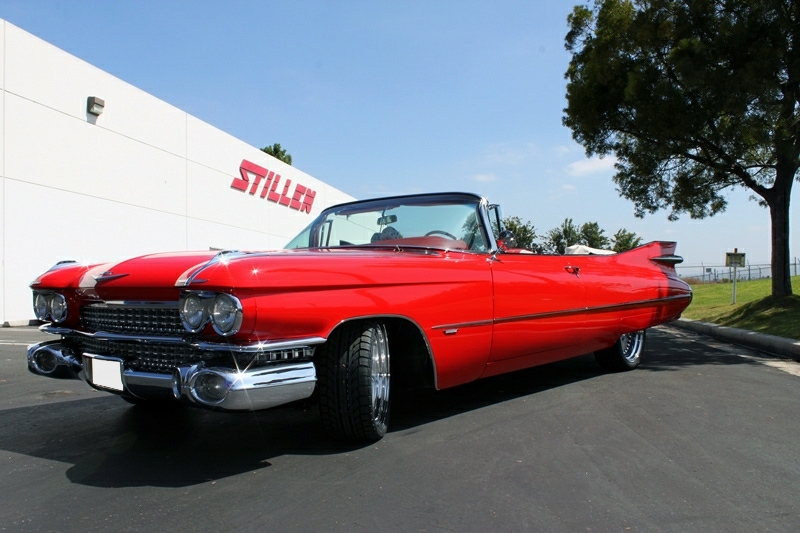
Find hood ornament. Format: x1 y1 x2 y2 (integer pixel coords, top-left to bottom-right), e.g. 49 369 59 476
93 271 129 283
176 250 246 287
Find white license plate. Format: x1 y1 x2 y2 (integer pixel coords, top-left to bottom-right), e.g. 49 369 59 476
90 357 124 391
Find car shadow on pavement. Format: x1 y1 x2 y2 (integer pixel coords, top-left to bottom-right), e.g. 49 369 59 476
0 356 605 489
390 352 603 431
0 395 347 488
0 327 758 488
390 328 765 431
640 327 765 371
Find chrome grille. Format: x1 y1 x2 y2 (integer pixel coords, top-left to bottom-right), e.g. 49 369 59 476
81 304 184 337
76 337 209 372
72 336 315 374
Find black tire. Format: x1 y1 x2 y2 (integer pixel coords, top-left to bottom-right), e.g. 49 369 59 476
317 321 391 442
594 329 646 372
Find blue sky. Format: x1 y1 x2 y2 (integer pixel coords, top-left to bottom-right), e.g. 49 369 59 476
1 0 797 270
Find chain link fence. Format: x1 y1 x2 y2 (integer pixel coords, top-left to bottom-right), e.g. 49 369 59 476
676 258 800 284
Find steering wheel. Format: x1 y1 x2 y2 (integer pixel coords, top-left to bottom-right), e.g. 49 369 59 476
425 230 458 240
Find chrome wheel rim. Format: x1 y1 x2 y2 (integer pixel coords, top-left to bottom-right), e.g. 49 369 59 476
620 330 645 364
370 325 390 426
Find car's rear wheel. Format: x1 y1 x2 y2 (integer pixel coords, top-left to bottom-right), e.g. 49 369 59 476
594 329 646 371
317 321 391 442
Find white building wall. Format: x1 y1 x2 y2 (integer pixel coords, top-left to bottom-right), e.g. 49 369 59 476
0 20 353 325
0 21 5 326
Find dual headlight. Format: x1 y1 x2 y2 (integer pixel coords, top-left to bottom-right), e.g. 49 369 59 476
32 291 68 323
179 292 243 336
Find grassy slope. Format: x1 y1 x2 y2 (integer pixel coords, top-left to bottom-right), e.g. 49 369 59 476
681 276 800 340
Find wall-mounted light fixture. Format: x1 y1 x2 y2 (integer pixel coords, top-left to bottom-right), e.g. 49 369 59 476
87 96 105 116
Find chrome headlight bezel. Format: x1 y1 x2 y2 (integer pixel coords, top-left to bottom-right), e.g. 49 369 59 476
179 292 209 333
210 293 243 336
33 292 50 321
49 293 68 323
179 291 243 336
32 291 68 323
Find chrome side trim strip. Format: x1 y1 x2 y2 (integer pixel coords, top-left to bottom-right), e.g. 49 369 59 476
492 307 584 325
433 294 692 330
431 319 493 331
584 294 692 315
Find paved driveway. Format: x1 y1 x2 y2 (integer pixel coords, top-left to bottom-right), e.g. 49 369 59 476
1 326 799 531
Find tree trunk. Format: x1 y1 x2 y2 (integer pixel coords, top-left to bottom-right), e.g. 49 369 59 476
768 176 793 298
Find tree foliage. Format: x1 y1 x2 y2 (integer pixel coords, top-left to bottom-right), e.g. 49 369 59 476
261 143 293 165
546 218 582 254
504 214 642 254
542 218 621 252
579 221 611 249
564 0 800 296
503 216 543 252
612 228 643 252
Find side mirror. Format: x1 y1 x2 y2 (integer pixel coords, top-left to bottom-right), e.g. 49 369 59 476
496 230 517 252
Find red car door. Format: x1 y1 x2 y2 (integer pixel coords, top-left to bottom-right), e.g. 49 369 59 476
486 253 588 373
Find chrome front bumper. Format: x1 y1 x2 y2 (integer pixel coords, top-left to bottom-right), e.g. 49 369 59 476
27 340 317 411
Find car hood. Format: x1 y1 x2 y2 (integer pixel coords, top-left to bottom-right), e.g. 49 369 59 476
32 250 220 299
33 247 470 300
173 247 464 292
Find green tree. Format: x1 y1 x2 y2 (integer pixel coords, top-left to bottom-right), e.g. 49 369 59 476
564 0 799 297
503 216 543 252
612 228 643 252
545 218 582 254
579 221 610 249
261 143 293 165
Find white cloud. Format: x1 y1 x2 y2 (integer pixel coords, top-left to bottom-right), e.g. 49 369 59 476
479 142 540 166
562 184 576 191
566 156 617 177
471 173 499 183
551 145 573 156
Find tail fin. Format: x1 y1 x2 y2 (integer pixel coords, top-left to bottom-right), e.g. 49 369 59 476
618 241 683 268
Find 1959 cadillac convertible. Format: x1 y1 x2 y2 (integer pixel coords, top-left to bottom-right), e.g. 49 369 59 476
28 192 691 441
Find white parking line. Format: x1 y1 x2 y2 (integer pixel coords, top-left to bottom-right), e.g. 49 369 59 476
662 327 800 378
737 353 800 377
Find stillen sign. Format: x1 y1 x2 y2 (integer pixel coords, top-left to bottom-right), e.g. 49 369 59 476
230 159 317 213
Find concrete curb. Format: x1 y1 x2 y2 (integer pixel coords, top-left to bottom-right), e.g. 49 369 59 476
668 318 800 361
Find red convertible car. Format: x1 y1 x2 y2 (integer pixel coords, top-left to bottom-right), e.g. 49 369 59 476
28 192 691 441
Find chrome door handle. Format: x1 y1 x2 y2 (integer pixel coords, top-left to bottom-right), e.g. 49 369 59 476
564 266 580 277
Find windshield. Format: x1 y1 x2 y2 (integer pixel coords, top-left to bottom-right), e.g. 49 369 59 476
285 193 490 252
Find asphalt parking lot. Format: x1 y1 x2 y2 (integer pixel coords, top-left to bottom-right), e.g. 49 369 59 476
1 326 799 532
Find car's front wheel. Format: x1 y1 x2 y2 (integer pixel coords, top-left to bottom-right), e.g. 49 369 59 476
317 321 391 442
594 329 646 371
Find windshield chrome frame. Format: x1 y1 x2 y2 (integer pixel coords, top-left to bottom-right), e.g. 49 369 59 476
478 197 500 254
297 192 497 254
